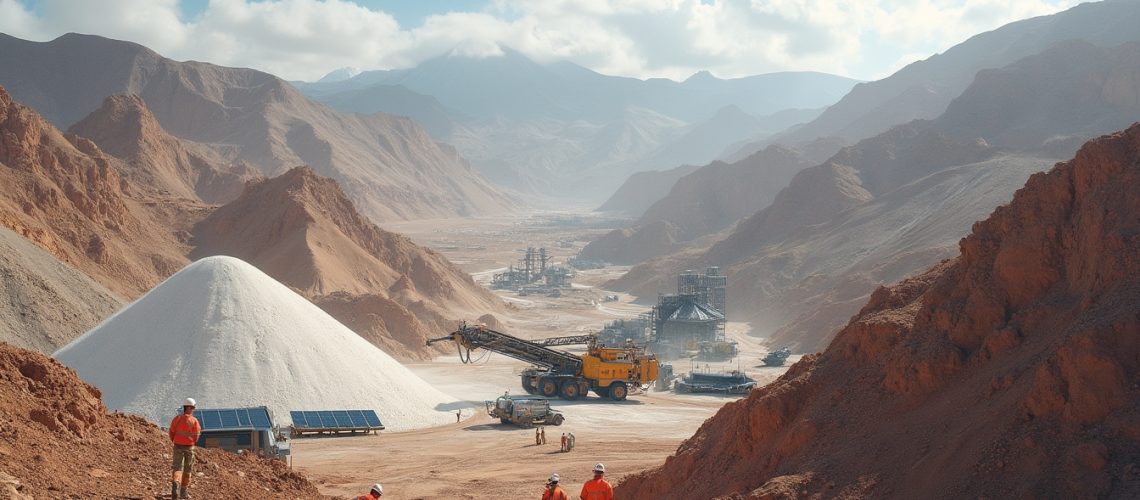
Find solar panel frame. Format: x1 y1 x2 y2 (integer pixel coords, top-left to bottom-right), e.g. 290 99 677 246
186 407 273 432
289 409 385 434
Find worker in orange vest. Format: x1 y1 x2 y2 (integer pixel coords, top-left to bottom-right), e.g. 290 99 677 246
168 398 201 499
579 463 613 500
355 483 383 499
543 473 568 500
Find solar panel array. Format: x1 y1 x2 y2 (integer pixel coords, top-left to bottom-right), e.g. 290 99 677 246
290 410 384 434
192 407 273 431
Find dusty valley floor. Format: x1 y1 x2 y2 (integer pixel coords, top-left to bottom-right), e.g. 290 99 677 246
291 212 797 498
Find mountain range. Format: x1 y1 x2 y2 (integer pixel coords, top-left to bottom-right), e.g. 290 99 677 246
295 48 858 201
0 32 512 222
729 0 1140 160
0 85 498 360
599 5 1140 353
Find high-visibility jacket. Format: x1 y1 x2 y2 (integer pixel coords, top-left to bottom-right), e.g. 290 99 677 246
580 477 613 500
543 485 568 500
169 414 201 446
354 494 380 500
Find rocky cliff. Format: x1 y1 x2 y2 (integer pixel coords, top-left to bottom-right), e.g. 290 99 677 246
68 94 258 204
0 86 190 297
616 124 1140 499
0 341 323 498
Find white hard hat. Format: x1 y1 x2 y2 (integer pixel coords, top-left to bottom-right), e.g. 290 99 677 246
549 473 560 483
370 483 383 495
594 463 605 473
183 398 196 407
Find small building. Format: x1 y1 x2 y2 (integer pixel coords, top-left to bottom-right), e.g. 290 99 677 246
189 406 289 459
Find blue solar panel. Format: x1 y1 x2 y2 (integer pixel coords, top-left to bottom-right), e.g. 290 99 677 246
250 410 271 429
187 407 273 431
304 411 322 427
290 411 307 427
363 410 382 427
348 411 367 427
219 410 239 428
289 409 384 431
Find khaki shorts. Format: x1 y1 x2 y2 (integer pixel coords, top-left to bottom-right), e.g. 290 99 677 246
172 445 195 474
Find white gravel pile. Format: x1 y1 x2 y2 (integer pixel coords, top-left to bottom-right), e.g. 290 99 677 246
54 256 457 430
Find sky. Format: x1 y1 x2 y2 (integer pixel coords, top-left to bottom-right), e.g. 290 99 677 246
0 0 1085 82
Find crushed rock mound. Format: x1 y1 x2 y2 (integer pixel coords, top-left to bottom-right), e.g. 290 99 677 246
54 256 458 430
0 341 322 499
616 124 1140 499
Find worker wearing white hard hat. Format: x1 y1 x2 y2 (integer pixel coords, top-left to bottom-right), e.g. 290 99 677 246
355 482 383 499
168 397 201 499
542 472 567 500
580 463 613 500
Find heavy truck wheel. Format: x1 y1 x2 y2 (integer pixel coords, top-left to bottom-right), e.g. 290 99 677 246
609 381 628 401
540 378 559 398
560 380 581 400
549 413 565 426
521 375 538 394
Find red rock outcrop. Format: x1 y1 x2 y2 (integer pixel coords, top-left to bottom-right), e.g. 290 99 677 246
68 94 259 204
616 124 1140 499
0 341 323 498
0 86 189 297
191 166 502 359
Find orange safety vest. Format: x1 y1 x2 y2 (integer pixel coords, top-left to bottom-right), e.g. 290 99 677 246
580 477 613 500
542 485 568 500
169 414 201 446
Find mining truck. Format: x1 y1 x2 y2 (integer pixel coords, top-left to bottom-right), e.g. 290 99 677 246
428 323 659 401
486 395 564 427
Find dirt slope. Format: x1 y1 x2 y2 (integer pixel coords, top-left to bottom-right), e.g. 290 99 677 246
68 93 259 204
191 166 502 359
0 341 323 499
616 124 1140 499
0 32 511 222
0 86 191 297
0 227 123 354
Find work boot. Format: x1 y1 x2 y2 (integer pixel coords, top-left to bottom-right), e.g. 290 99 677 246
180 478 191 499
179 489 190 499
171 482 179 499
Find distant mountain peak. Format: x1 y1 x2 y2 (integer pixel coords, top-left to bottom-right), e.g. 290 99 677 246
685 70 718 83
318 66 362 83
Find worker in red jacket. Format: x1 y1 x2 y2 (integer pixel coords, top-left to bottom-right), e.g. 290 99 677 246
355 483 383 499
168 398 201 499
580 463 613 500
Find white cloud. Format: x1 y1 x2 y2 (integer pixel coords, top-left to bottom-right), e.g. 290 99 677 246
0 0 1083 81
